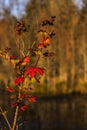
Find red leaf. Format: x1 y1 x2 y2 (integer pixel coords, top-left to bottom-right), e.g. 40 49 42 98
35 68 44 75
14 76 24 85
24 67 44 78
6 87 15 93
20 105 27 111
20 93 28 98
12 102 19 107
28 96 37 102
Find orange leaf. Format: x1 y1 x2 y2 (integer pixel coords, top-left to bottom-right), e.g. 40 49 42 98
44 38 51 45
22 56 30 66
38 43 44 49
22 56 30 63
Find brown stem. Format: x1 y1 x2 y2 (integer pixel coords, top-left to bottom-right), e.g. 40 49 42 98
21 38 25 57
12 89 20 130
16 37 21 59
0 107 12 130
18 41 20 58
12 106 19 130
34 54 40 67
15 37 21 58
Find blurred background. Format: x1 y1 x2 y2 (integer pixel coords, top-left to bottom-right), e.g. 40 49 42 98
0 0 87 95
0 0 87 130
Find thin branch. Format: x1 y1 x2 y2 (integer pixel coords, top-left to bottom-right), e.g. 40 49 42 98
12 106 19 130
18 41 20 58
27 40 36 56
12 89 20 130
21 38 26 57
34 54 41 67
0 107 12 130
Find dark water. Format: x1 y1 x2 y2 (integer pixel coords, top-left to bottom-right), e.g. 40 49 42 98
0 92 87 130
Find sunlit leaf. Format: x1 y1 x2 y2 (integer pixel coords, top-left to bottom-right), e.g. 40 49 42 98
22 56 30 66
24 67 44 78
14 76 24 85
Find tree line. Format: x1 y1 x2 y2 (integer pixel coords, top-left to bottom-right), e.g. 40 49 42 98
0 0 87 94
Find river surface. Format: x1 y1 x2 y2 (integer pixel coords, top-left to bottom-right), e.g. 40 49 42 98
0 92 87 130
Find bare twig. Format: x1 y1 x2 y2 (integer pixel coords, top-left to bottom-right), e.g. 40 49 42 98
12 90 20 130
21 38 26 57
35 54 41 67
12 106 19 130
0 107 12 130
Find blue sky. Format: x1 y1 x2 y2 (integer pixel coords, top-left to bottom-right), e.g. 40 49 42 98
74 0 83 8
0 0 83 18
0 0 29 18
